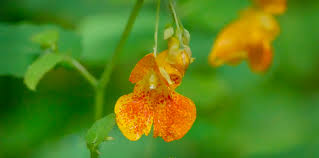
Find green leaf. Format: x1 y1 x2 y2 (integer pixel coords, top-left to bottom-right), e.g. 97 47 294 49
86 113 115 154
31 29 59 50
24 53 65 91
0 23 82 77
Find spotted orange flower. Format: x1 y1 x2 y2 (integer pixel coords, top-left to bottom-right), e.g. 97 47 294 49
115 39 196 142
209 8 280 72
253 0 287 15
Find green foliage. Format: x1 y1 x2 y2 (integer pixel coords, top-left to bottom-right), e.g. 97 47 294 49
0 23 81 77
1 0 319 158
31 30 59 50
24 53 65 91
86 114 116 155
77 11 157 64
0 24 42 77
33 134 90 158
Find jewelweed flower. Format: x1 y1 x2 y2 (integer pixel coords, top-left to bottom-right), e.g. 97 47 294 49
115 38 196 142
253 0 287 15
209 8 280 72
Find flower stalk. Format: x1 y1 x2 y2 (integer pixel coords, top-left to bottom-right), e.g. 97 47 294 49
153 0 161 56
66 0 144 121
168 0 185 48
94 0 144 120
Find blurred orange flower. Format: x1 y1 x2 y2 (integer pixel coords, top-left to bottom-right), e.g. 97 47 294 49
253 0 287 15
115 40 196 142
209 8 280 72
209 0 286 73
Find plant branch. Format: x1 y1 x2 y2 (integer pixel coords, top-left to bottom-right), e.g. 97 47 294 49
94 0 144 120
64 56 98 88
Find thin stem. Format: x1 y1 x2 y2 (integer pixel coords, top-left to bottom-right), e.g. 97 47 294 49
168 0 184 47
169 0 181 31
94 0 144 120
90 150 99 158
153 0 161 56
64 56 98 88
94 87 104 121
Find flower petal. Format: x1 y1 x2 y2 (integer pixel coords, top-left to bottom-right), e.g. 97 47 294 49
247 41 273 72
114 93 153 141
156 50 191 89
241 9 280 41
209 21 248 67
129 53 158 83
153 92 196 142
253 0 287 15
209 8 279 73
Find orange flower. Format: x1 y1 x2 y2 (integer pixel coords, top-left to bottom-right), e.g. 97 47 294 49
115 42 196 142
209 8 280 72
253 0 287 15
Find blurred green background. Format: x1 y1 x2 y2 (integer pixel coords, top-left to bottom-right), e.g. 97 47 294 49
1 0 319 157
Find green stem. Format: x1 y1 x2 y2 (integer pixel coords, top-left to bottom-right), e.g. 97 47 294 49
90 150 99 158
64 56 104 121
94 87 104 120
94 0 144 120
168 0 184 47
153 0 161 56
64 56 98 88
169 0 181 31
